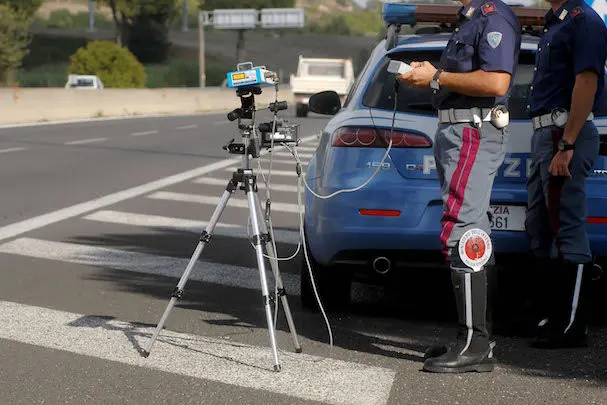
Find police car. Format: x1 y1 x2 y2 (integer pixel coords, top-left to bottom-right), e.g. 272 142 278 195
300 2 607 309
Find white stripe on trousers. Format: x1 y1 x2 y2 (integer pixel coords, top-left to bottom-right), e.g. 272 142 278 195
564 264 584 333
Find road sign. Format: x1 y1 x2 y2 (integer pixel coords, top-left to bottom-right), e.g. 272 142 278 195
260 8 305 29
212 9 258 30
587 0 607 24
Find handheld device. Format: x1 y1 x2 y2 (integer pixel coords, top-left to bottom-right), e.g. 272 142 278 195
387 60 413 75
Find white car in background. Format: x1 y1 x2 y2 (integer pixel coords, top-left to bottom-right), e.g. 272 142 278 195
65 74 104 90
290 56 355 117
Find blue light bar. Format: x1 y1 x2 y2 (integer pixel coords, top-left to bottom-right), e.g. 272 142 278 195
382 2 417 25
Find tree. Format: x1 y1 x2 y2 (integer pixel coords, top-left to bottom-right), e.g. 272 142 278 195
102 0 179 63
0 1 42 86
69 41 146 88
0 0 43 19
200 0 296 62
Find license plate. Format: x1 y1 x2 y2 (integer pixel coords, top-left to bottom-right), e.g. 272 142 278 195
489 205 526 232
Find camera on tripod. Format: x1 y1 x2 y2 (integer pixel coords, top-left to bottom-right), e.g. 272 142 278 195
224 62 299 156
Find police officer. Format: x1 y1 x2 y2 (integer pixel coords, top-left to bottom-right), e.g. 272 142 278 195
525 0 607 349
398 0 520 373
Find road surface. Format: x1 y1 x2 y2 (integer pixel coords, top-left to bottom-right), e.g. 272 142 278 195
0 112 605 405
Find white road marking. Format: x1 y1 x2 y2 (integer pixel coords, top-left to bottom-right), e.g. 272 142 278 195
148 192 300 213
213 121 231 126
64 137 107 145
130 130 159 137
274 152 313 159
193 177 300 193
0 134 316 243
176 124 197 130
0 300 395 405
0 147 26 154
0 237 300 294
84 210 300 245
224 167 297 177
293 146 317 152
258 159 307 165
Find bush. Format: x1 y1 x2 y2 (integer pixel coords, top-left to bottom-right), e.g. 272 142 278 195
46 9 74 29
17 63 68 87
68 41 146 88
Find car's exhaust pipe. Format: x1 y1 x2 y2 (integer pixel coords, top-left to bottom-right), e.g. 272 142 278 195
372 257 391 275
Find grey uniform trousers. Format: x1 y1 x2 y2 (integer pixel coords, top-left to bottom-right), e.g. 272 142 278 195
434 123 508 265
525 122 600 264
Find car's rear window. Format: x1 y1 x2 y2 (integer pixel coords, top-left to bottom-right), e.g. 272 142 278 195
362 49 607 118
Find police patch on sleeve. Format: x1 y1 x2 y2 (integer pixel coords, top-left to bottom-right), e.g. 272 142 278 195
487 32 503 49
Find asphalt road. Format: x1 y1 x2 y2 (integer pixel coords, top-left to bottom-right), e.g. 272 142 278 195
0 111 606 405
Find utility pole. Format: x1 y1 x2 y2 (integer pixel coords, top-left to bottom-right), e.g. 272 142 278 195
89 0 95 32
182 0 189 32
199 12 206 87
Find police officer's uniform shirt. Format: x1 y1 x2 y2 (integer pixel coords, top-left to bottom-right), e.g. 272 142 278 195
433 0 521 110
528 0 607 117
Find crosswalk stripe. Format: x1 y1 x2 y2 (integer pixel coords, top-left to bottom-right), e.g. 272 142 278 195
148 192 301 213
0 237 300 294
83 210 300 245
0 300 395 405
258 159 308 165
292 146 317 152
223 167 298 177
273 152 313 159
193 177 301 193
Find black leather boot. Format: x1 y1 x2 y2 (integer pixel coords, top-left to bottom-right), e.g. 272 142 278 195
531 260 590 349
423 268 496 373
424 262 497 360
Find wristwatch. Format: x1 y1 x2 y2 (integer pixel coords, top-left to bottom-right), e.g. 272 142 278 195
430 69 442 91
558 139 575 152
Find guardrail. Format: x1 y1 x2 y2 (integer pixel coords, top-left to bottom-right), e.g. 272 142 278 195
0 87 295 125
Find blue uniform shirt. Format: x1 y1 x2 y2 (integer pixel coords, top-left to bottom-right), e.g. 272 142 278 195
433 0 521 110
528 0 607 117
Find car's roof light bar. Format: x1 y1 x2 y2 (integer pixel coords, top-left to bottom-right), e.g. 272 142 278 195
382 2 546 27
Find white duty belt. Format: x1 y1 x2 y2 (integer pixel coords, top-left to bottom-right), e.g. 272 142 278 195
532 111 594 131
438 108 493 125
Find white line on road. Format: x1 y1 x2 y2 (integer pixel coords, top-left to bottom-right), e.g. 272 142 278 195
224 167 297 177
0 147 26 154
213 120 231 126
258 159 308 165
176 124 197 130
0 300 395 405
293 146 317 152
64 138 107 145
193 177 300 193
274 152 313 159
148 192 301 213
130 130 159 137
0 237 300 294
0 134 316 243
84 210 300 245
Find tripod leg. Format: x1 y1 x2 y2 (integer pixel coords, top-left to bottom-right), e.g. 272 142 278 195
246 186 282 371
253 194 302 353
143 188 234 357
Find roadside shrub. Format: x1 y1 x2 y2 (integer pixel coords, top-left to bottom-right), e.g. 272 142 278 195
68 41 146 88
47 9 74 29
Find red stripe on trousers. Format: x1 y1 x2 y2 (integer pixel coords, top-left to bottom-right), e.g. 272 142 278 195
439 127 481 258
548 130 564 254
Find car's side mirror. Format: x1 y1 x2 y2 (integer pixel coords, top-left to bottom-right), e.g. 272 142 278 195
309 91 342 115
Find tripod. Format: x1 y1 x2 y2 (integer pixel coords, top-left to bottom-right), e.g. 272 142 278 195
143 89 302 372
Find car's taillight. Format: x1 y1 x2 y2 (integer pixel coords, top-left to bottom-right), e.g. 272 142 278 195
331 126 432 148
588 217 607 224
600 135 607 156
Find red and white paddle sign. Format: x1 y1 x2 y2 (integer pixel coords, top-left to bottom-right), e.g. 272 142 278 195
459 228 493 272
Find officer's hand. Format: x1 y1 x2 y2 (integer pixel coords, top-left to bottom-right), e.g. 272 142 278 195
396 61 437 88
549 150 574 178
